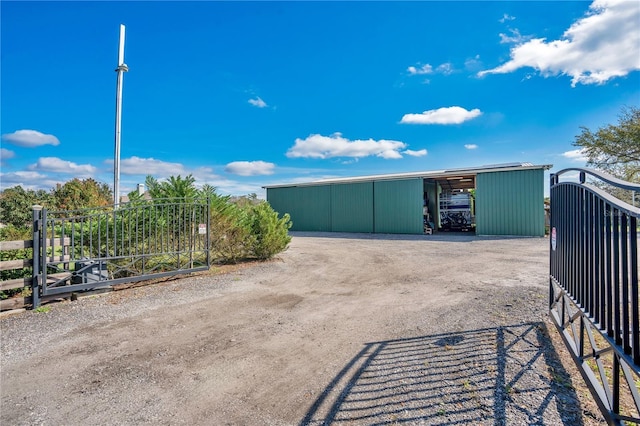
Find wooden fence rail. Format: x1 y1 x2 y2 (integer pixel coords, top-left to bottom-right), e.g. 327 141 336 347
1 238 72 311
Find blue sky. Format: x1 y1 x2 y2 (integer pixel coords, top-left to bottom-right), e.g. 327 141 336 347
2 1 639 198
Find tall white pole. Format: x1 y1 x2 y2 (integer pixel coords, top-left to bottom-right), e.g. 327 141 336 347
114 24 128 206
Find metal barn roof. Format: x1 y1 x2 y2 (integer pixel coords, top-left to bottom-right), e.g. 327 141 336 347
263 162 552 189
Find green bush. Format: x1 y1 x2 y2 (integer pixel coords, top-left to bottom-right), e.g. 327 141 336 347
249 202 292 260
0 225 31 241
207 198 291 263
208 196 255 263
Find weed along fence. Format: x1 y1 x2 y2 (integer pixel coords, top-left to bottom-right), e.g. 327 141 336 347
1 199 211 311
550 168 640 425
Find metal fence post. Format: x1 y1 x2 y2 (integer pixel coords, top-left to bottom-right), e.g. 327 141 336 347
31 205 43 309
206 195 211 269
549 173 557 310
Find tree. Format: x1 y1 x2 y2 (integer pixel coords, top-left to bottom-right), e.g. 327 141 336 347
573 106 640 182
52 178 112 211
145 174 198 200
199 184 217 201
0 186 53 228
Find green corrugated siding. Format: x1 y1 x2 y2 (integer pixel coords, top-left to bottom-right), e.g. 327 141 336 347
267 186 331 231
374 179 423 234
475 169 544 236
266 187 291 218
331 182 374 232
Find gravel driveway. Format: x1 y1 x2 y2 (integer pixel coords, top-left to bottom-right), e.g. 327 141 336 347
1 232 605 425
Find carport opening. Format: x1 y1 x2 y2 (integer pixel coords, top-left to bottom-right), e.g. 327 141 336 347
423 176 476 234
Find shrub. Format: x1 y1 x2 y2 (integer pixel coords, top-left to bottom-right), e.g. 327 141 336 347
249 201 292 260
208 197 255 263
0 225 31 241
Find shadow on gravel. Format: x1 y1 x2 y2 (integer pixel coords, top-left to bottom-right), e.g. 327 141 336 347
301 322 585 426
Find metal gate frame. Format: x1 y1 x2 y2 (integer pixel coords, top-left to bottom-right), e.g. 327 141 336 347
32 199 210 307
550 168 640 425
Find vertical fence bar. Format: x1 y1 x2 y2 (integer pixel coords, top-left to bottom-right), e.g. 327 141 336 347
565 187 575 295
552 173 558 309
79 213 84 259
621 214 630 354
596 198 604 326
59 218 66 271
127 205 132 259
631 216 639 365
41 208 49 297
31 205 43 308
106 209 110 258
612 354 620 416
590 192 596 318
207 196 211 268
141 204 145 269
71 215 76 269
97 211 102 261
578 187 585 309
613 209 621 345
551 186 567 290
606 203 613 336
568 186 574 298
574 186 580 298
156 204 159 256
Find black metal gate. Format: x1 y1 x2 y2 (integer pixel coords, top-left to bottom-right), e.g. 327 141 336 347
31 199 210 307
550 168 640 425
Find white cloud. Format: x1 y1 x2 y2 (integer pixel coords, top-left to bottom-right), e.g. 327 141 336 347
248 97 268 108
28 157 97 175
436 63 454 75
115 156 191 176
0 171 60 191
1 171 46 181
479 0 640 86
108 156 223 189
0 148 15 164
464 144 479 150
403 149 428 157
286 133 408 160
499 13 516 23
400 106 482 125
225 161 276 176
464 55 483 72
190 166 228 186
499 29 529 44
562 148 588 162
1 129 60 147
408 62 454 76
407 64 433 75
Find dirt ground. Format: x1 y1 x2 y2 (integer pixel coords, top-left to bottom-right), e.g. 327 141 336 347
1 232 605 425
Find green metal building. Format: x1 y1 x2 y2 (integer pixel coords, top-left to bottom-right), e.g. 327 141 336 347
264 163 551 236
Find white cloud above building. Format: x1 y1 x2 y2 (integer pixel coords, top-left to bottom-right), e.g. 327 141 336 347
1 129 60 147
401 107 482 125
480 0 640 86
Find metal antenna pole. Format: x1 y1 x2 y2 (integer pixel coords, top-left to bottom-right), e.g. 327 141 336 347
114 24 129 206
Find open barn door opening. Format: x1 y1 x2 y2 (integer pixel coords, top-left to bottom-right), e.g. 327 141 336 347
425 176 476 233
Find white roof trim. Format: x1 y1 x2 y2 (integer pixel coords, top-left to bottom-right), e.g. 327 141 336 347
263 163 552 189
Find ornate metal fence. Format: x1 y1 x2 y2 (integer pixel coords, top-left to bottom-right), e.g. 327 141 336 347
550 168 640 425
32 199 210 307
